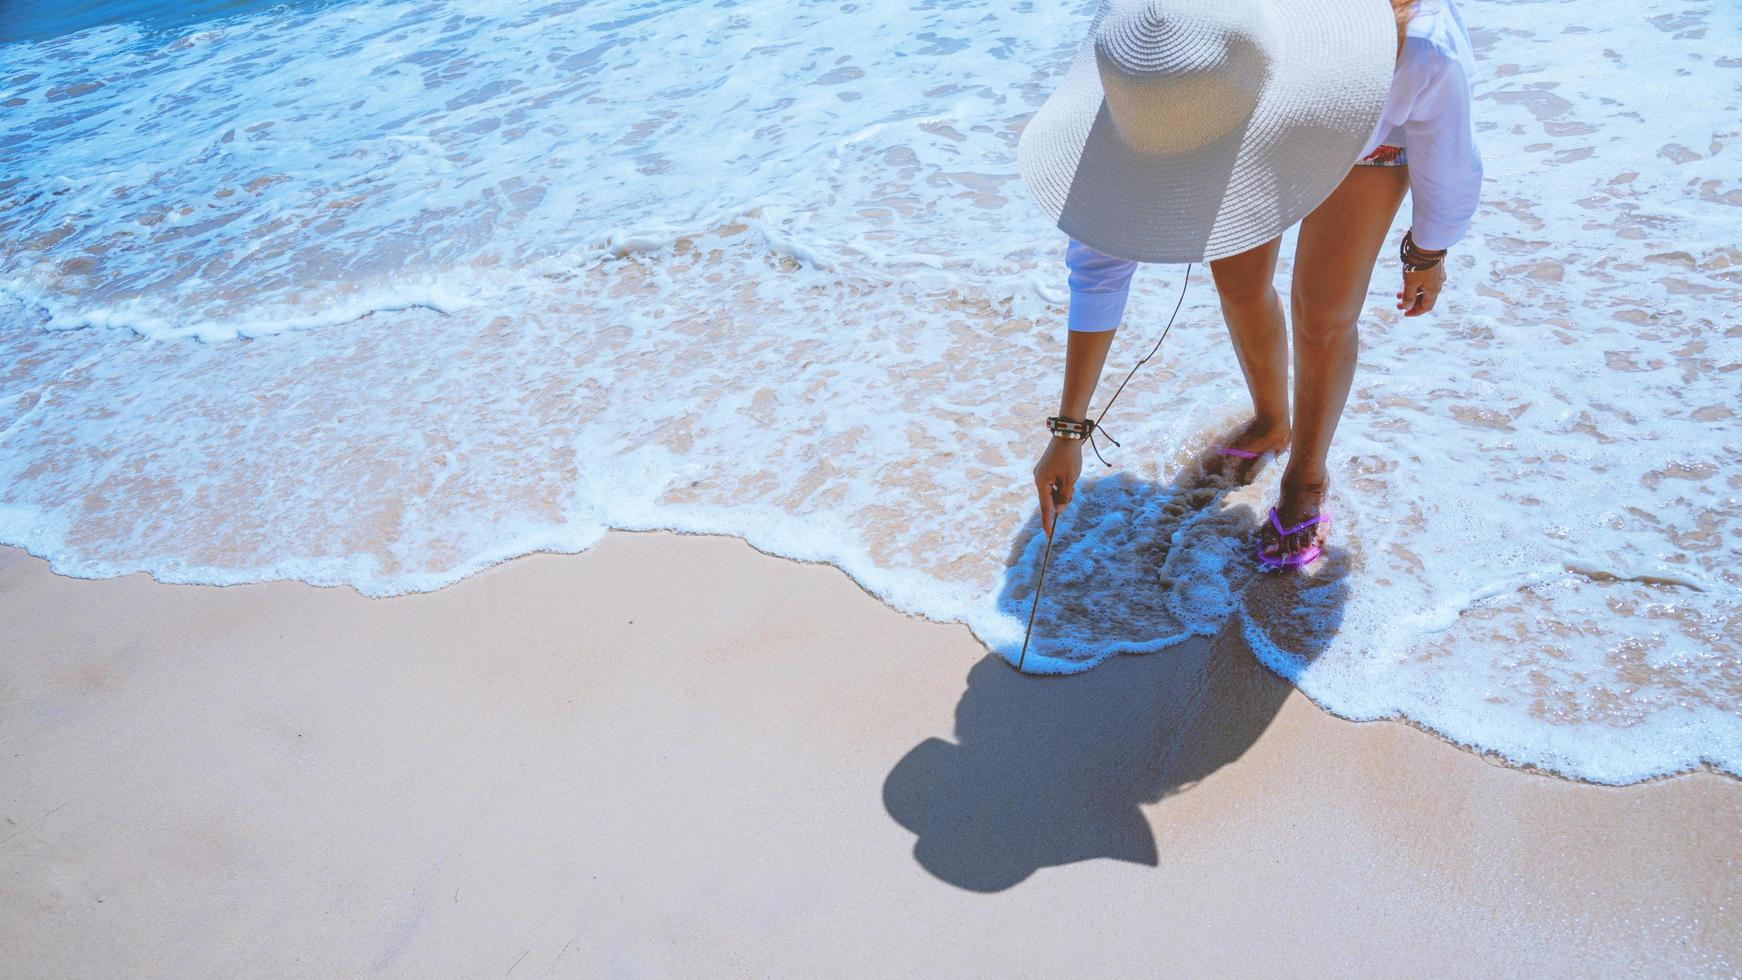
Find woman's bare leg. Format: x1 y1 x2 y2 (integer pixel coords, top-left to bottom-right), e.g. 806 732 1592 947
1207 236 1290 455
1266 165 1409 560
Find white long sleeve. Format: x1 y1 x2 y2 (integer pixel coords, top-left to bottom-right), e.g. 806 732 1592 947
1362 0 1484 250
1064 235 1138 332
1400 50 1482 249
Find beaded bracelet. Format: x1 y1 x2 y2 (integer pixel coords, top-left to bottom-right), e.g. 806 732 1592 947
1046 415 1095 440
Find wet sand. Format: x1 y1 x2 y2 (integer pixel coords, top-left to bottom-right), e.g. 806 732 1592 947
1 532 1737 976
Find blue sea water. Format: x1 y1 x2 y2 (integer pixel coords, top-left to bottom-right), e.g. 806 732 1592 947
0 0 338 44
1 0 1738 784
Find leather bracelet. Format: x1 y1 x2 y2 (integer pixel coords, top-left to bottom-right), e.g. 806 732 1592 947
1400 228 1447 272
1046 415 1095 440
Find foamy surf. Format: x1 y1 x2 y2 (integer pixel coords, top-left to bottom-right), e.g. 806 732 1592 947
2 0 1739 786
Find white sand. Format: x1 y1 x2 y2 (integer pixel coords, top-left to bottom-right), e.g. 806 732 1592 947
1 532 1737 976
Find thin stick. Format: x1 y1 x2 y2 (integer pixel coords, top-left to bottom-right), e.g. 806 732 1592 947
1016 522 1056 672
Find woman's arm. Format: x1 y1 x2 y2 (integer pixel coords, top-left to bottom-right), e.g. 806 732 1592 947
1056 328 1117 420
1395 43 1481 314
1058 237 1133 412
1401 49 1482 252
1034 238 1136 537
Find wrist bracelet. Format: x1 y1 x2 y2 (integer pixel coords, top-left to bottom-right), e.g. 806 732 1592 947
1400 228 1447 272
1046 415 1095 440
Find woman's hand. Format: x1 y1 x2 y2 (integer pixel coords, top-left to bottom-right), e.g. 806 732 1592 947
1396 260 1447 316
1033 436 1084 540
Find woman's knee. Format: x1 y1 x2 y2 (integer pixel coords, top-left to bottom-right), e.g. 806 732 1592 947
1212 264 1279 315
1289 286 1361 346
1215 278 1279 317
1209 239 1281 312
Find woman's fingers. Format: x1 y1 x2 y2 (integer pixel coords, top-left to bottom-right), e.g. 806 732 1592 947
1036 477 1056 539
1407 283 1439 317
1399 266 1446 316
1036 473 1064 539
1034 440 1082 540
1035 470 1075 539
1399 281 1430 316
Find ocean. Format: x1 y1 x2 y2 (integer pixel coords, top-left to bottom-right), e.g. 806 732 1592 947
1 0 1737 784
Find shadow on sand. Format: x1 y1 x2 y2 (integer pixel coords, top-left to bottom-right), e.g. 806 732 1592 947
883 455 1350 892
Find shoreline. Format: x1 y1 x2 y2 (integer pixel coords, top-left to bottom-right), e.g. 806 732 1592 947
2 531 1737 974
4 531 1732 790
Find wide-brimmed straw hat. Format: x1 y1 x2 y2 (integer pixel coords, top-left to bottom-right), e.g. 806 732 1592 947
1017 0 1396 263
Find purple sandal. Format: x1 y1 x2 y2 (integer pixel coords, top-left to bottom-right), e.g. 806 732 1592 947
1257 505 1332 569
1215 446 1261 459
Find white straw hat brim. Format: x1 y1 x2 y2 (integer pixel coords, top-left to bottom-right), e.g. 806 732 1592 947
1018 0 1396 264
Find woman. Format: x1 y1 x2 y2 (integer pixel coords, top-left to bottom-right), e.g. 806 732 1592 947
1018 0 1482 568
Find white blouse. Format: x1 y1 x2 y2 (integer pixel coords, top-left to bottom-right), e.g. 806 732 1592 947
1366 0 1484 251
1064 0 1483 333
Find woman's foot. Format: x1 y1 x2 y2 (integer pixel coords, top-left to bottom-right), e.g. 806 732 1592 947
1205 416 1290 484
1258 473 1331 567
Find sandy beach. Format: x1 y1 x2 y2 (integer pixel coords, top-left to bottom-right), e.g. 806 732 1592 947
4 0 1740 974
3 532 1736 976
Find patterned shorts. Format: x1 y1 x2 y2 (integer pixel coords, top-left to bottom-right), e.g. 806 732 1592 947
1356 144 1408 167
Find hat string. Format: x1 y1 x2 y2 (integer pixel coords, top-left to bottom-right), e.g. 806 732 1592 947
1084 262 1192 467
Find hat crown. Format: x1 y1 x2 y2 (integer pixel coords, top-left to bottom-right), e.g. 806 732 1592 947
1092 0 1277 155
